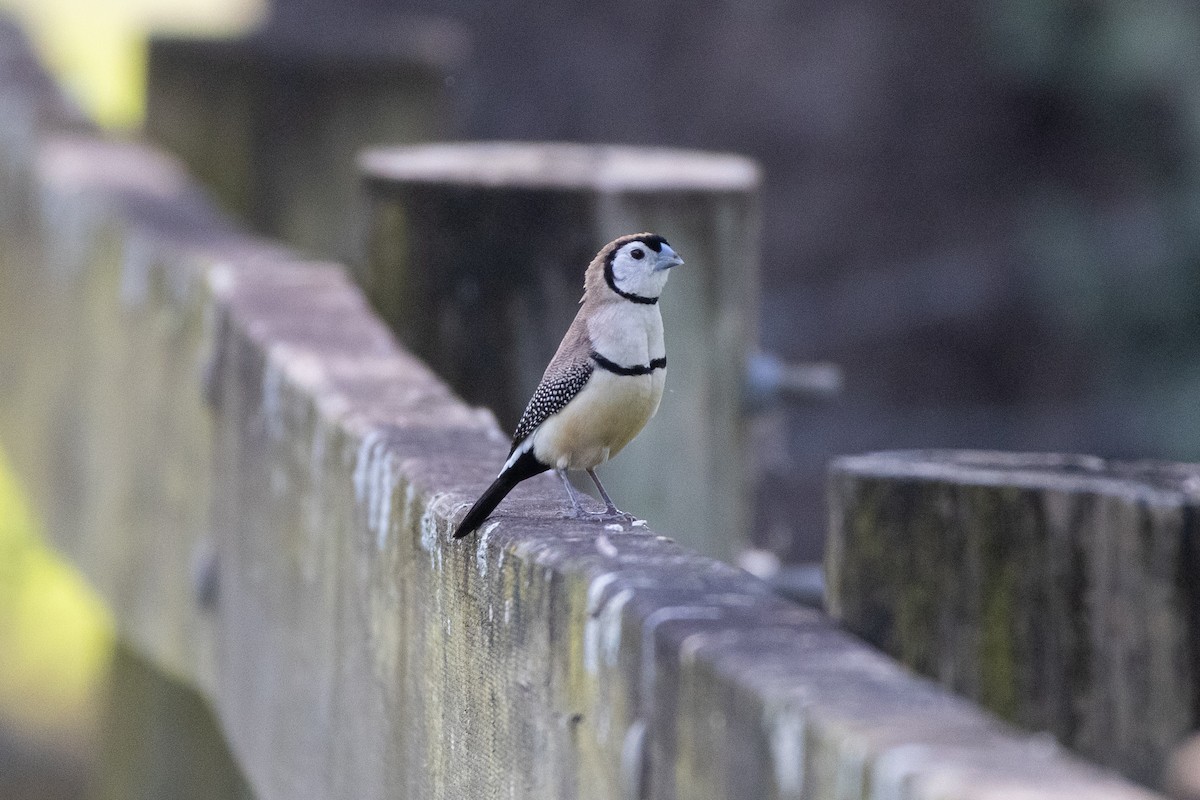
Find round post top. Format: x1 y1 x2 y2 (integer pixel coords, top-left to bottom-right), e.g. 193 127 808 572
359 142 761 194
832 450 1200 503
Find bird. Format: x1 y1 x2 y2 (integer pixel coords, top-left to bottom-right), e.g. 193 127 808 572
453 233 684 539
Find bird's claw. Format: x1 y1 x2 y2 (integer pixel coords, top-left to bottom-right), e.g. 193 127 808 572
560 505 638 525
560 506 605 520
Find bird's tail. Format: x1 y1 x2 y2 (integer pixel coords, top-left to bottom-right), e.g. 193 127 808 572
453 473 519 539
453 449 548 539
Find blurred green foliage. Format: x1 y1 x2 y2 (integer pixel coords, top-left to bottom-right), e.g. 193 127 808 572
0 0 259 752
0 0 262 127
0 447 112 742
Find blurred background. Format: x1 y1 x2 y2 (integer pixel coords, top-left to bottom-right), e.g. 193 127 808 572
4 0 1200 795
0 1 260 797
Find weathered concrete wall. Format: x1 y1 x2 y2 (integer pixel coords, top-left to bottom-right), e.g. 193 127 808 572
827 450 1200 788
0 19 1166 800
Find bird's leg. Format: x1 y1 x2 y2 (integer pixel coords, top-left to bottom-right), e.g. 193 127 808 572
586 469 637 523
557 469 591 518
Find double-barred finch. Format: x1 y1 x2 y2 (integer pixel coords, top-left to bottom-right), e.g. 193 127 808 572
453 233 683 539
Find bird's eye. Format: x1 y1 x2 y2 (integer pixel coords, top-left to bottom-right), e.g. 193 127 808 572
631 248 645 260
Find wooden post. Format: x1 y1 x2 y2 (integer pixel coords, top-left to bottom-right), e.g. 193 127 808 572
358 142 761 562
827 449 1200 787
143 23 466 263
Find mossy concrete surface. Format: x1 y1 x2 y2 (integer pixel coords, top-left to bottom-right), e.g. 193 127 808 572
0 20 1165 800
828 450 1200 788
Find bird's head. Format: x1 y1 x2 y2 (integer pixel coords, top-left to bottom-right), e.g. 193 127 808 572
585 233 684 304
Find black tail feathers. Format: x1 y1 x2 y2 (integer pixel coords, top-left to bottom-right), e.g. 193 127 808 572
453 449 548 539
453 473 518 539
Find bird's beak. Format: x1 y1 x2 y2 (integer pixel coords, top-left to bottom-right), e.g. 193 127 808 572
655 244 684 271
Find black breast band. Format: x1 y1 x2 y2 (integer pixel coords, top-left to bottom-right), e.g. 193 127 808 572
590 351 666 376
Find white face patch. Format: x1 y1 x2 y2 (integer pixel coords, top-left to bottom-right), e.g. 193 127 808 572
610 242 671 300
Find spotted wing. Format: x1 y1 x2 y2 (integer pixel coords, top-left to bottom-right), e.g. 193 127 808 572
509 355 593 454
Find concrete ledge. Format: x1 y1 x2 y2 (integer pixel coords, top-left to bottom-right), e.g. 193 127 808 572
0 21 1163 800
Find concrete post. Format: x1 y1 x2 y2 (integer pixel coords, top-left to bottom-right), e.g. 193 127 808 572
143 23 467 262
358 142 761 561
826 449 1200 788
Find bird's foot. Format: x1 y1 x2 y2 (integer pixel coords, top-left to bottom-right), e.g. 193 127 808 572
559 505 638 525
601 506 638 525
560 505 608 520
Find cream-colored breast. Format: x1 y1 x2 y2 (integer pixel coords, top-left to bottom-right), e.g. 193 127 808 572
532 368 665 470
